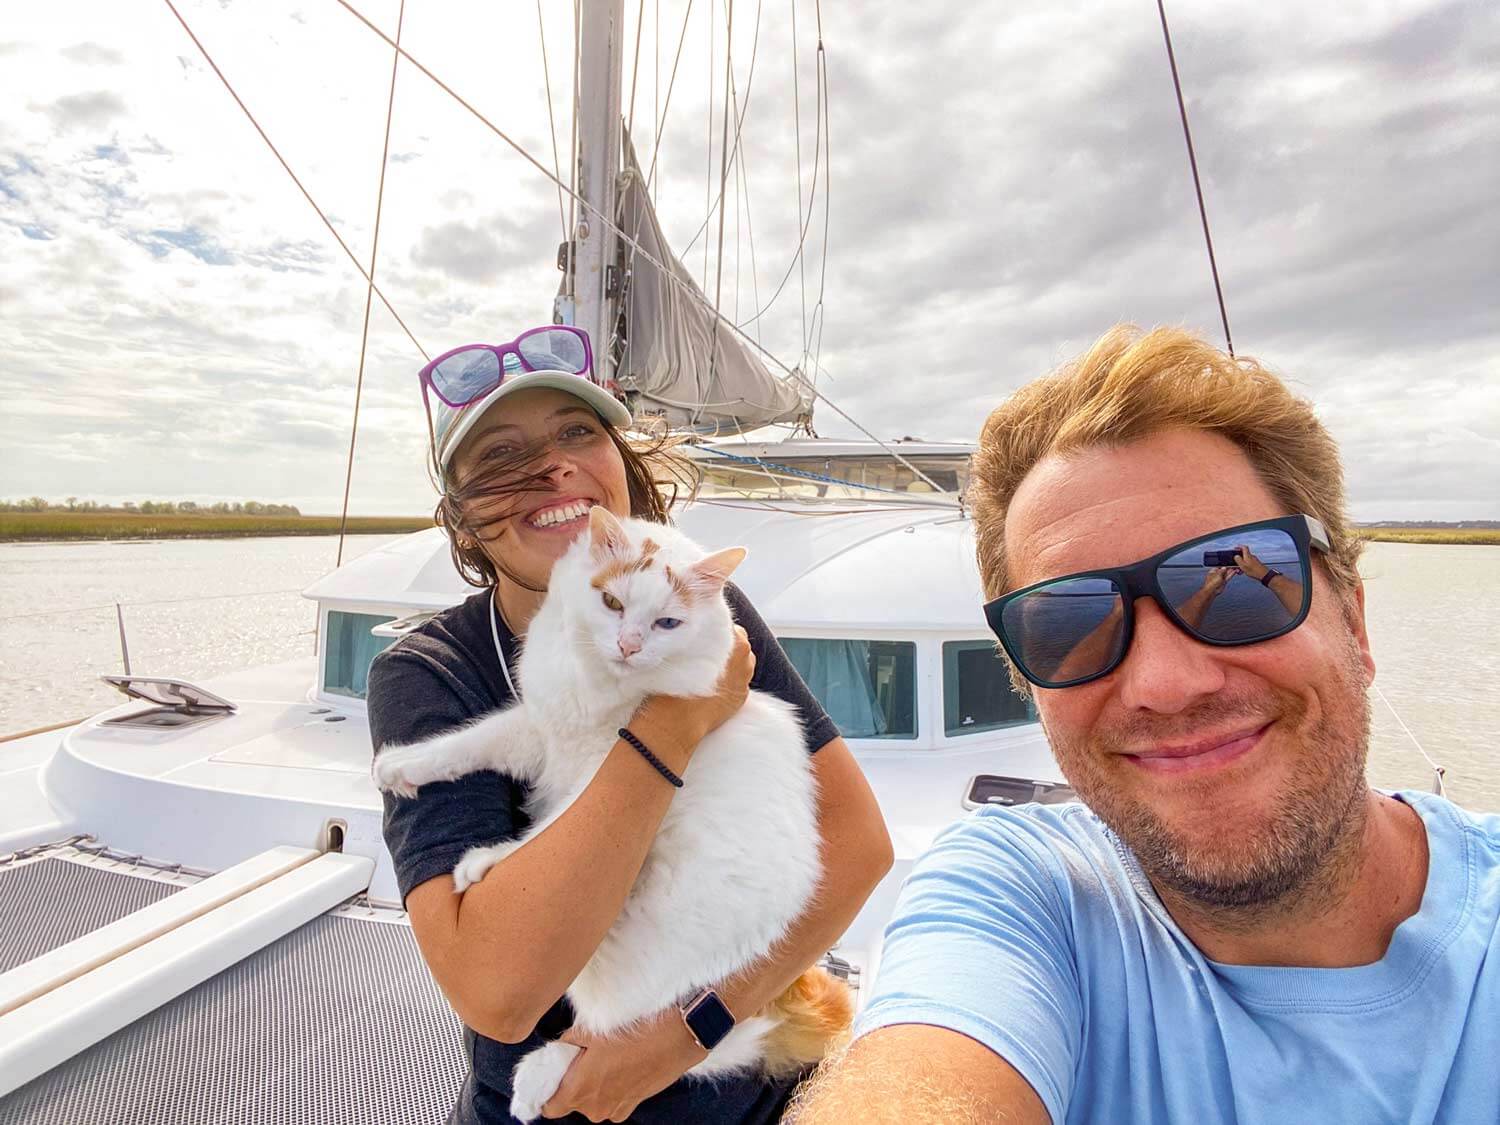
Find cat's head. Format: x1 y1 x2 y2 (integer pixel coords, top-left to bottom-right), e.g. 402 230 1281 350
559 507 745 688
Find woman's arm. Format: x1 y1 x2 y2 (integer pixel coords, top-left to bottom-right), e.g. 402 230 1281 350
539 736 894 1120
406 628 757 1043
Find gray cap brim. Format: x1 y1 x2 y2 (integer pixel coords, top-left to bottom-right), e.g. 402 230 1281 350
437 370 634 472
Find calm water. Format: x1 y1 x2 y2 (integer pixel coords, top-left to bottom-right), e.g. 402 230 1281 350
1 537 1496 811
0 536 402 733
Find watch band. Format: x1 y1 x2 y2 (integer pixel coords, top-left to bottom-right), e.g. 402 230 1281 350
680 988 736 1051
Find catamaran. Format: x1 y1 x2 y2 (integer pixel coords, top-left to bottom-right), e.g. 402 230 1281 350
0 3 1071 1119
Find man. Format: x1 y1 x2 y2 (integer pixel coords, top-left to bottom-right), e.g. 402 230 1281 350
788 326 1499 1123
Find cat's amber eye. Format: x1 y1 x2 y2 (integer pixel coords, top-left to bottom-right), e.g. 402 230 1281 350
602 592 624 612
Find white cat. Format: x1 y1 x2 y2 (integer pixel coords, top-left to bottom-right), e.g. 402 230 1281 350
373 506 850 1122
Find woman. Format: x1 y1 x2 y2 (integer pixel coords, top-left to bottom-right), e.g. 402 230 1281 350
368 326 893 1124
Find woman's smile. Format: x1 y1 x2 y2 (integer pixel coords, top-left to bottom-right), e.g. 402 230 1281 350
522 496 597 532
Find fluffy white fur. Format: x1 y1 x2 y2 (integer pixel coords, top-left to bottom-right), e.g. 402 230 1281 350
373 508 822 1122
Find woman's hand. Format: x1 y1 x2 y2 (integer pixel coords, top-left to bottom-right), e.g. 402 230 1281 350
630 625 755 771
541 1008 709 1122
1232 545 1270 581
1201 566 1234 597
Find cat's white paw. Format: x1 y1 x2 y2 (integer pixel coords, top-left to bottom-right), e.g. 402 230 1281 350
509 1041 580 1123
371 746 426 798
452 843 511 893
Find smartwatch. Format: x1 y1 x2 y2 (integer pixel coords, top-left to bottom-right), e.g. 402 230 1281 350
680 988 736 1050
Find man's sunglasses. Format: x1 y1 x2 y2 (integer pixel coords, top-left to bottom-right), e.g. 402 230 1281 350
417 326 594 409
984 515 1331 689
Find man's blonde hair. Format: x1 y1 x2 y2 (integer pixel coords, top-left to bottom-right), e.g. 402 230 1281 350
971 324 1362 600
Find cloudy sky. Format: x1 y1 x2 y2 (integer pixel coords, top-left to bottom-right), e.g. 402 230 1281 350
2 0 1495 519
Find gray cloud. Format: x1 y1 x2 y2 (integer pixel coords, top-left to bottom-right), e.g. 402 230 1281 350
41 90 126 129
60 43 125 65
410 207 555 284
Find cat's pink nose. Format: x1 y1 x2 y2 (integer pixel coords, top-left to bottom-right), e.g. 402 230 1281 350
618 632 643 658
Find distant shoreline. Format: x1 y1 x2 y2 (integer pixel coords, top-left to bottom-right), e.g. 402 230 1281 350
1356 527 1500 546
2 512 1496 545
0 512 433 541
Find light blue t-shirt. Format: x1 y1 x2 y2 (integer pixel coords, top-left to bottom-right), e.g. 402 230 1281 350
855 791 1500 1124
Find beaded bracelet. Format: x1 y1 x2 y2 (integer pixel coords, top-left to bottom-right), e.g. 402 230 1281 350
617 727 685 788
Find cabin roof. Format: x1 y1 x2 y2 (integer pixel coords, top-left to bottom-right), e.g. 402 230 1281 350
692 438 975 460
304 499 992 635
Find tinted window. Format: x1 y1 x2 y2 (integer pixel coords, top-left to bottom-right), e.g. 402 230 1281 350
779 638 917 740
323 611 396 699
943 640 1036 735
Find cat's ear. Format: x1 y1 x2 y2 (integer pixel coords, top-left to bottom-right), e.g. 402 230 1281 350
686 546 748 593
588 506 629 558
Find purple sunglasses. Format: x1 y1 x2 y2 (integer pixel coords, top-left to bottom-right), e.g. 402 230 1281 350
417 326 595 409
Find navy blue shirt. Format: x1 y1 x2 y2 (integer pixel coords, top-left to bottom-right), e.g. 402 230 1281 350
368 584 839 1124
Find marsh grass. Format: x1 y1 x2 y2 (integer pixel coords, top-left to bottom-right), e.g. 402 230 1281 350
1 511 433 541
1356 527 1500 546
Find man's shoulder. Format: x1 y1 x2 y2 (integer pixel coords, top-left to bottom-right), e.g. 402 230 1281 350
931 800 1120 860
1401 789 1500 871
1402 789 1500 834
914 801 1137 904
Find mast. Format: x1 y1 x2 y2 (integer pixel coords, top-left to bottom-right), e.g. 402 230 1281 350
567 0 625 385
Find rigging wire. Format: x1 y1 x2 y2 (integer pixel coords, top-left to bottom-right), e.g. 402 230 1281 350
734 3 825 334
161 0 428 361
807 4 830 377
673 0 765 262
698 0 736 425
324 0 944 493
567 0 581 284
643 0 695 195
791 0 807 366
1155 0 1234 356
703 0 713 291
537 0 570 242
626 0 646 138
1373 682 1447 796
335 0 407 569
733 82 764 350
654 0 660 207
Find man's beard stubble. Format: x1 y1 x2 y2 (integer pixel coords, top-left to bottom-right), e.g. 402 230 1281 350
1045 647 1373 925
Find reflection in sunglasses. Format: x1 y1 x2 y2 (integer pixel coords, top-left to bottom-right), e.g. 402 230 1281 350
987 516 1326 688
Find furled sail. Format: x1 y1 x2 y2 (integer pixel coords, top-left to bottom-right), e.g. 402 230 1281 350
610 131 815 432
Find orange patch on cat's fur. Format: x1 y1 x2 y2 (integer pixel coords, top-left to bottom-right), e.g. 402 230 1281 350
590 553 655 588
758 966 854 1077
662 565 693 600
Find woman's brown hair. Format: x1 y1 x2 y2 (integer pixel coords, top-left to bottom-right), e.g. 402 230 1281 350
433 413 700 589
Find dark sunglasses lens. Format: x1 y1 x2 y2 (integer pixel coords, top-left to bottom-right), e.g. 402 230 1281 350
517 328 589 375
1000 576 1127 686
431 348 501 405
1157 528 1304 643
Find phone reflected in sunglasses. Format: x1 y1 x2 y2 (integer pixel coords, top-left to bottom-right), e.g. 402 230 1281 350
983 515 1331 689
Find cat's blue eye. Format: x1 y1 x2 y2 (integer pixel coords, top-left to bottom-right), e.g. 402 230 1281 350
654 618 682 630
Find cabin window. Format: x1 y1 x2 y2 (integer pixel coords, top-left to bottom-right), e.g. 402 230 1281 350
779 638 917 740
943 640 1037 735
323 611 397 699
